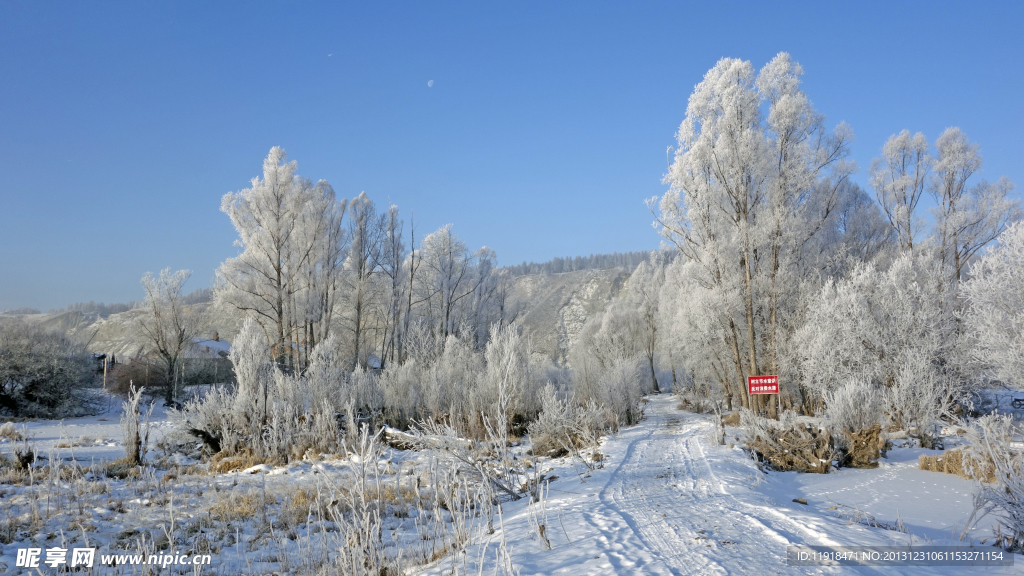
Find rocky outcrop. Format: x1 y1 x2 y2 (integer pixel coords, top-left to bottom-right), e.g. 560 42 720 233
509 268 629 362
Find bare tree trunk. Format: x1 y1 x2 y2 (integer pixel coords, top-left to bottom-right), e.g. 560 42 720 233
402 216 416 364
728 320 750 410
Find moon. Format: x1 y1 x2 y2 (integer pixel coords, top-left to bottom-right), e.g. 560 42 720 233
427 80 434 88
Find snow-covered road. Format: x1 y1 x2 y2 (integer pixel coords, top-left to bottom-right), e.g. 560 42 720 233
422 395 1023 576
592 401 834 574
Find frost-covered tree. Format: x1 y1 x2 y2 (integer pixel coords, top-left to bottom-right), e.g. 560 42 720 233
869 130 931 252
930 127 1021 284
416 225 490 341
963 222 1024 387
0 321 92 417
658 257 739 408
796 252 954 396
343 192 379 369
135 268 208 402
795 251 965 444
481 323 534 433
371 204 407 367
216 147 347 370
811 180 895 275
292 179 349 367
652 52 853 415
630 259 665 392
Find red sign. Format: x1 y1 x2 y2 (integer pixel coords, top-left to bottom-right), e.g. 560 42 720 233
747 375 778 395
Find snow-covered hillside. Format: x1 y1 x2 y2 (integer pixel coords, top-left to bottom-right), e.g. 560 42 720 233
509 268 629 363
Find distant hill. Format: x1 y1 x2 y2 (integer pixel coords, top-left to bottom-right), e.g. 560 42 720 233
0 303 230 361
508 267 630 363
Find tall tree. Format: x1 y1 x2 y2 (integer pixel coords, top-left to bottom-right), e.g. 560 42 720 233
963 222 1024 387
372 204 407 367
217 147 345 369
343 192 379 369
931 127 1021 284
416 225 482 340
136 268 208 402
869 130 932 252
652 53 853 414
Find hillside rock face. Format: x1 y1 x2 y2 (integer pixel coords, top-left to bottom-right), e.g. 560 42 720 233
509 268 629 362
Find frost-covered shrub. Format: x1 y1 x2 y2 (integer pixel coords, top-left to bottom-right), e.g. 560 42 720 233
403 318 444 366
886 355 960 448
529 385 572 456
824 379 883 435
477 323 542 432
0 321 93 417
962 413 1024 550
597 354 648 428
424 335 482 424
823 380 888 467
120 385 153 466
174 318 348 462
742 410 837 473
796 252 958 400
568 313 650 430
529 384 606 457
963 222 1024 387
379 360 424 428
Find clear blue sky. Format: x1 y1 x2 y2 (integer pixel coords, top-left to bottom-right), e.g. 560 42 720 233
1 1 1021 311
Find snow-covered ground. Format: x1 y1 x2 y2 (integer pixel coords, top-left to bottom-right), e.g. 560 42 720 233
1 392 177 465
2 393 1022 575
419 395 1024 576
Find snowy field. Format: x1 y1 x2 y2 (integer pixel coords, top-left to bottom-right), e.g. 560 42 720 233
0 392 1020 575
420 394 1024 576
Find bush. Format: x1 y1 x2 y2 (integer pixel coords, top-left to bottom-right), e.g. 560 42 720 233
529 384 605 458
109 359 167 396
0 320 93 417
885 355 959 448
824 379 883 435
173 319 349 462
960 414 1024 550
824 380 889 467
569 351 648 431
742 410 837 473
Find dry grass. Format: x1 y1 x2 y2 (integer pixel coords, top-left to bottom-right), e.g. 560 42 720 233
105 456 144 480
919 448 996 482
209 491 262 523
0 422 21 441
841 424 889 469
743 411 837 474
54 435 103 449
209 449 280 474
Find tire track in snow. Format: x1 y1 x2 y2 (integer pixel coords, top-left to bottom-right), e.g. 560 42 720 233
592 396 882 575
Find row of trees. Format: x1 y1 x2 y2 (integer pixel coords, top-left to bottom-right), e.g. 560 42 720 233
211 148 520 374
504 251 655 277
629 52 1021 439
161 53 1022 471
166 149 658 451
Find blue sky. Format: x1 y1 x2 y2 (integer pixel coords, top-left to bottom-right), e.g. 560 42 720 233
1 1 1021 310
